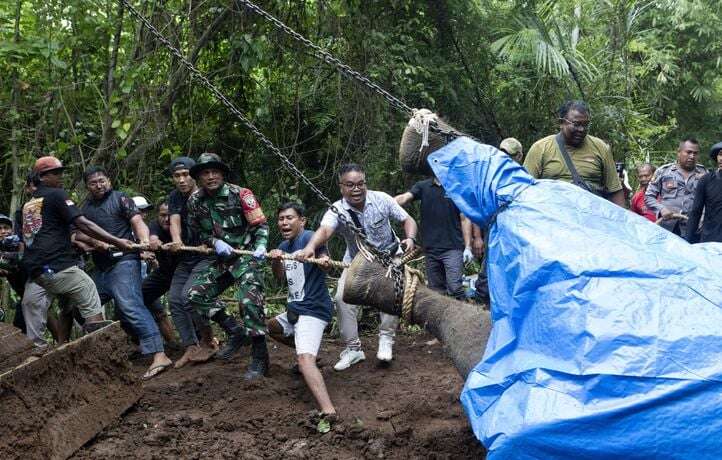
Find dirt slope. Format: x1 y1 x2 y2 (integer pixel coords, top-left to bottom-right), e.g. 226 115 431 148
75 331 486 459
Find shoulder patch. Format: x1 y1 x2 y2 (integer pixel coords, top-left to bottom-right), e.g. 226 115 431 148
238 188 266 226
242 192 257 209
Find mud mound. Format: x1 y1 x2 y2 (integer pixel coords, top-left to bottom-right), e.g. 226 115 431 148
1 322 141 460
0 322 34 372
76 332 486 459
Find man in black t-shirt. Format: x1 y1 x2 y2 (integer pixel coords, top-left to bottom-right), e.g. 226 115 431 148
162 157 217 368
21 157 131 346
75 165 172 379
395 177 472 300
138 200 177 346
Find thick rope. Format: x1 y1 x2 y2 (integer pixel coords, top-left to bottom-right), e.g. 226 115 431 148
126 243 349 269
402 265 423 323
399 246 422 265
407 109 435 152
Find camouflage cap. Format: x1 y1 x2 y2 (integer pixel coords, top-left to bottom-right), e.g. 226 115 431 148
189 152 230 179
499 138 523 156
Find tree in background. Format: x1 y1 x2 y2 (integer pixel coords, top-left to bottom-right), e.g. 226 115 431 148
1 0 720 219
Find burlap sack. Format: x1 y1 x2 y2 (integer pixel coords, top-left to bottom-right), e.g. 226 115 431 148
398 113 460 175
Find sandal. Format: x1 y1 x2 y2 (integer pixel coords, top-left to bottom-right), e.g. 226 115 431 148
142 361 172 380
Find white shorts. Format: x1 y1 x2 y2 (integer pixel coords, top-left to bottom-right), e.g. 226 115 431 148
274 312 328 356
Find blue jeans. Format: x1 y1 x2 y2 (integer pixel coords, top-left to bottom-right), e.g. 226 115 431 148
425 249 465 300
95 259 164 355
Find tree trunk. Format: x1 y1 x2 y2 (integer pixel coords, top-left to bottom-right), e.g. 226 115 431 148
9 0 22 218
5 0 23 310
121 7 231 170
342 255 492 379
94 0 125 165
427 0 503 144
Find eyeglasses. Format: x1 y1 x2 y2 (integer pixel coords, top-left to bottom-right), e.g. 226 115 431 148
340 181 366 190
562 118 591 130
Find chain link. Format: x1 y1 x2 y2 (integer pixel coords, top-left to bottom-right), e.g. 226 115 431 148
120 0 426 305
235 0 477 143
119 0 381 251
235 0 414 117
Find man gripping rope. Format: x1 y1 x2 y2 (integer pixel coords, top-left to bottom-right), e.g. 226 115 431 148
186 153 270 380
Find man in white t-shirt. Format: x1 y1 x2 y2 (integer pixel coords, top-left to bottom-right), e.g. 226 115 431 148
299 163 418 371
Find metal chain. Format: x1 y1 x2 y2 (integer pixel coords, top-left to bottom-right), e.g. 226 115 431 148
119 0 410 305
235 0 477 143
119 0 379 250
235 0 413 116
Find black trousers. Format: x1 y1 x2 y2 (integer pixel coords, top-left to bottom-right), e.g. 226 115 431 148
6 270 27 333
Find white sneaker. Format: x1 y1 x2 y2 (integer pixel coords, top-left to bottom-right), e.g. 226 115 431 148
334 348 365 371
377 336 393 362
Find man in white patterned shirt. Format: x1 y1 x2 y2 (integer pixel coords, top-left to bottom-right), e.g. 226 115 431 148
299 163 418 370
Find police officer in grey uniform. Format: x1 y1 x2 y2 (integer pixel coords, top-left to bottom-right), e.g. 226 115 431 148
644 138 707 236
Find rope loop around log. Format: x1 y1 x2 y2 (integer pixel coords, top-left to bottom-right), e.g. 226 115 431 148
402 265 423 323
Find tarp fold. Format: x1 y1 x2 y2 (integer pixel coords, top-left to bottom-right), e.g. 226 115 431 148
429 137 722 460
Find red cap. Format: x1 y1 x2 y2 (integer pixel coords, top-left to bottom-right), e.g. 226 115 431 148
33 156 65 175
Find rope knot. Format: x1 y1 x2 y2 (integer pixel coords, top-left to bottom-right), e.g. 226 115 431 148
409 109 438 152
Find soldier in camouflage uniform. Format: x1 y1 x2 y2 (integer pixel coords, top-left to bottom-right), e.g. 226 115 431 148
186 153 270 380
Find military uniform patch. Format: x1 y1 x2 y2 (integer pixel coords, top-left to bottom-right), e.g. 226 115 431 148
243 194 257 209
239 188 266 226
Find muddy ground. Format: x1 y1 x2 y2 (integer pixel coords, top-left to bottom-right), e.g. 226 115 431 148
75 331 486 459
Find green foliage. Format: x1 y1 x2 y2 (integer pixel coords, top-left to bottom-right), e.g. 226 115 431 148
1 0 721 224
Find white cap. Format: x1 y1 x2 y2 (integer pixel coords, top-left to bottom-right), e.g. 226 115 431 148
132 196 153 210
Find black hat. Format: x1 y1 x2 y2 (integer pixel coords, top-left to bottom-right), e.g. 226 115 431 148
0 214 12 226
189 153 231 179
166 156 196 176
710 142 722 162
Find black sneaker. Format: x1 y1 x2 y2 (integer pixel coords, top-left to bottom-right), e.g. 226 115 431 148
243 356 269 380
216 333 249 360
214 315 249 360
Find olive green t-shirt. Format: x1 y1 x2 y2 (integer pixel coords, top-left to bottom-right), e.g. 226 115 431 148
523 134 622 194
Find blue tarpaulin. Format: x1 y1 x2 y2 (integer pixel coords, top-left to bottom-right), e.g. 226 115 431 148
429 137 722 459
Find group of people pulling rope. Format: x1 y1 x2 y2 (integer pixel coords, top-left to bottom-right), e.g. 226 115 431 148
0 0 463 426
